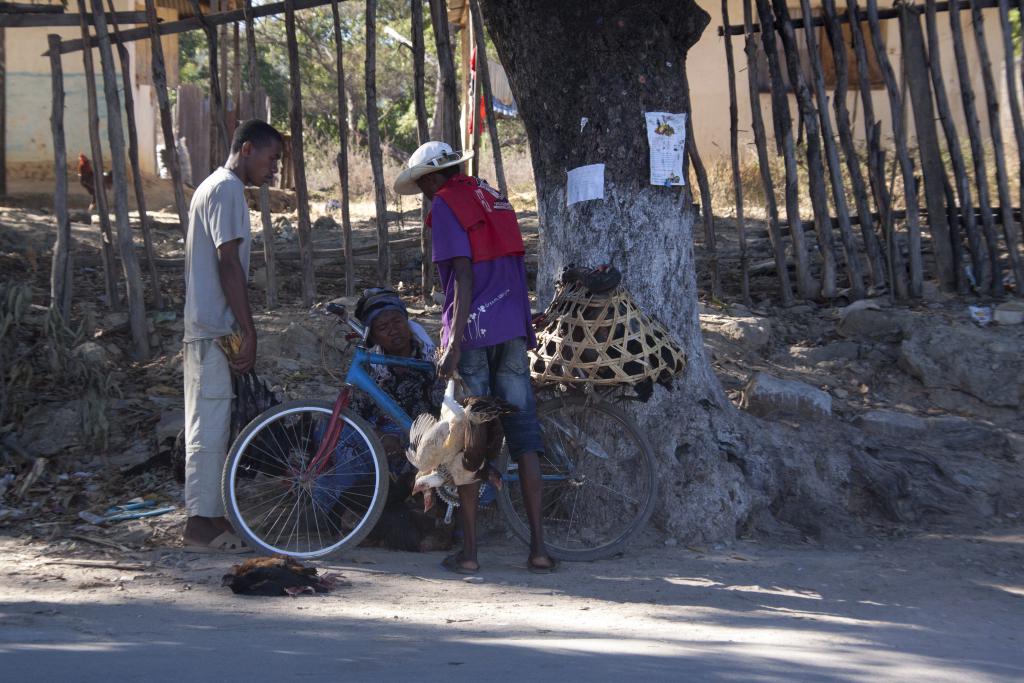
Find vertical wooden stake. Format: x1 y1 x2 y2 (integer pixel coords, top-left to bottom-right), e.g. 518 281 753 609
232 21 241 129
680 65 720 299
948 0 1001 293
866 0 922 298
107 0 163 311
144 0 189 238
994 0 1024 291
924 0 980 290
722 0 750 305
48 34 73 319
191 0 229 172
244 0 278 307
329 0 354 298
799 0 865 299
365 0 391 286
743 0 793 305
77 0 118 309
90 0 149 359
470 0 507 198
284 0 316 305
412 0 432 302
429 0 460 147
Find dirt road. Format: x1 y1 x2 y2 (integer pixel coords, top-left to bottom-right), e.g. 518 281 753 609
1 530 1021 681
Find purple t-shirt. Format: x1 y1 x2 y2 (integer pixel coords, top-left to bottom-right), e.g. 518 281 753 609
431 197 535 351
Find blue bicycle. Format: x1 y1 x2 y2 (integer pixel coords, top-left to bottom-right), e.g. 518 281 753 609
221 303 657 560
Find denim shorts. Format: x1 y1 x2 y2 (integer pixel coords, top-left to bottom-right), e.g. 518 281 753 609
458 336 543 460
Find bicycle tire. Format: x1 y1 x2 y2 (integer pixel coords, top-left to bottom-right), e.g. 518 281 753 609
496 395 658 561
222 399 389 559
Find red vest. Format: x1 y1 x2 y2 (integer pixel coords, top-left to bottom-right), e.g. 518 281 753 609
427 174 525 263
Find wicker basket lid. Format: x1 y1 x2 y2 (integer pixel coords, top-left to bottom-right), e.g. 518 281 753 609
530 282 686 386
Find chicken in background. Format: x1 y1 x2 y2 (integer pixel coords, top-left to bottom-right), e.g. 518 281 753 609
77 153 112 212
406 379 514 511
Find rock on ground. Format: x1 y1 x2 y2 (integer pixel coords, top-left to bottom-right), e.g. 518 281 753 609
740 372 832 419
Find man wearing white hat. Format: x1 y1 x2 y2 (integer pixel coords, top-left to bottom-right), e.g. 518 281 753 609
395 141 555 574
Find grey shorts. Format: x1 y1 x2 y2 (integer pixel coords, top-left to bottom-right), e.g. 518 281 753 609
458 336 543 460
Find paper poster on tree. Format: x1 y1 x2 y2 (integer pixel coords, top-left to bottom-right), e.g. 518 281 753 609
645 112 687 187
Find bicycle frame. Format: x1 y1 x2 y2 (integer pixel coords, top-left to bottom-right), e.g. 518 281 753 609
341 347 435 432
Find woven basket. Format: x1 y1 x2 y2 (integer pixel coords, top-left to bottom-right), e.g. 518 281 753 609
530 283 686 386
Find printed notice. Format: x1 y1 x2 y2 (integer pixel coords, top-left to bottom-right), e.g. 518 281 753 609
645 112 687 187
566 163 605 206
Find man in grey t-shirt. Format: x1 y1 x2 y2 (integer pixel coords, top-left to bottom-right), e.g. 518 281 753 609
182 119 282 553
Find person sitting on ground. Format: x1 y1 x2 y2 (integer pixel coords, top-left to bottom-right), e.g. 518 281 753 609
346 288 453 552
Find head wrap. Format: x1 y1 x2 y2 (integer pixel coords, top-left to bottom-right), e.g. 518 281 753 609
354 288 408 331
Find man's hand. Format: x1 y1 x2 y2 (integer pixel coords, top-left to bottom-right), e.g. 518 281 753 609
437 343 461 379
230 331 257 374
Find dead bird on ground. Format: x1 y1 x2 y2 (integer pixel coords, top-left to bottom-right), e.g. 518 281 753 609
221 556 346 596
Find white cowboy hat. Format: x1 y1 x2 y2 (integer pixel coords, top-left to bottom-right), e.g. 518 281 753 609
393 141 473 195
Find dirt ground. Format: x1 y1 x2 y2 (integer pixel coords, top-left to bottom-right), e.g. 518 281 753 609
1 194 1023 680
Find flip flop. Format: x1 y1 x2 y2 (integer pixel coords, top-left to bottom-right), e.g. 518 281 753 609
183 531 253 555
527 556 559 574
441 552 479 575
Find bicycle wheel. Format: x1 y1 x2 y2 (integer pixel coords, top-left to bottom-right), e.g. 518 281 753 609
496 394 658 561
222 399 389 559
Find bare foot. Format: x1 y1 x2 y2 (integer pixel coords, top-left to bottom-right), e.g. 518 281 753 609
183 516 233 546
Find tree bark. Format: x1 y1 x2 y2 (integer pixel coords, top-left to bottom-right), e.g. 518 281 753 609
365 0 391 285
245 0 278 308
107 0 163 311
330 0 355 298
144 0 189 238
743 0 793 305
772 0 841 298
924 0 981 290
90 0 149 359
412 0 432 302
900 4 958 291
866 0 923 298
47 33 73 319
77 0 118 310
722 0 751 305
948 1 1001 293
821 0 886 289
429 0 460 148
0 27 6 197
755 0 816 299
470 0 507 197
798 0 866 298
284 0 316 305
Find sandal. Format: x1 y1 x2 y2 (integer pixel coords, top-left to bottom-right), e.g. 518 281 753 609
527 556 559 574
183 531 252 555
441 552 479 575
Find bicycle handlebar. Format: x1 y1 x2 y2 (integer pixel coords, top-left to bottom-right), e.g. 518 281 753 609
324 302 367 339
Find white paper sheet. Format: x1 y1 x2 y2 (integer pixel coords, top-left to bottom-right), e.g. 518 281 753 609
645 112 687 187
567 163 605 206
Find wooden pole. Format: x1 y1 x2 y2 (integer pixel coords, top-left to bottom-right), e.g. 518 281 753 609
948 1 1001 293
232 21 241 128
429 0 460 148
900 3 958 291
284 0 316 305
468 11 481 178
470 0 506 197
821 0 886 288
755 0 815 299
722 0 751 305
773 0 840 298
144 0 188 238
798 0 865 298
866 0 923 298
412 0 431 302
924 0 981 290
365 0 390 285
329 0 354 298
995 0 1024 291
77 0 118 309
0 27 5 197
107 0 163 311
218 0 229 139
90 0 149 358
190 0 229 173
744 0 794 305
681 66 721 299
972 0 1024 291
48 33 72 319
